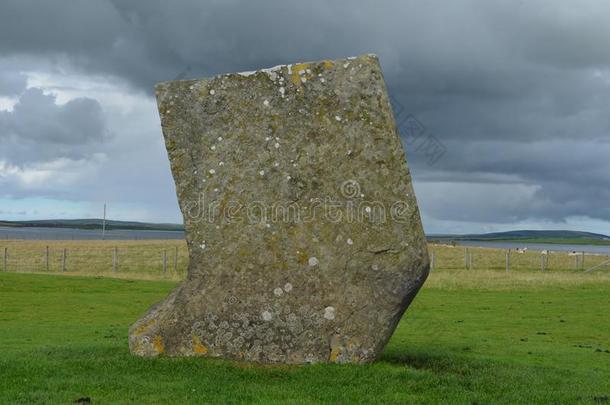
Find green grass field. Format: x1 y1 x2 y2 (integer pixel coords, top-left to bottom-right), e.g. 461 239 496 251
1 268 609 404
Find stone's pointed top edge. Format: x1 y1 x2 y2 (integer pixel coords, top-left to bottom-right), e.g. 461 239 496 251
234 53 378 77
153 53 380 89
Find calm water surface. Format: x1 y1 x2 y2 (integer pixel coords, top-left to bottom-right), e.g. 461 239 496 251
0 226 185 240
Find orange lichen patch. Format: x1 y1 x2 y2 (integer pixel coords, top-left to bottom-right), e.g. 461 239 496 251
133 318 156 336
322 60 335 70
290 62 311 86
131 341 144 355
152 335 165 354
329 345 341 362
192 335 208 355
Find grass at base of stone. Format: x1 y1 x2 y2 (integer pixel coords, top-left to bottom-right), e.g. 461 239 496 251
0 272 608 404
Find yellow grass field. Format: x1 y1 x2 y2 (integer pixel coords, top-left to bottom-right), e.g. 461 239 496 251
1 240 609 287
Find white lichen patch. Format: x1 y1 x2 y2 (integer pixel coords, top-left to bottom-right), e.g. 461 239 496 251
347 238 354 245
259 170 265 176
263 99 270 107
273 287 284 296
200 243 206 250
365 206 372 213
324 306 336 320
308 257 319 267
236 63 285 78
335 116 342 121
274 142 280 149
209 89 215 95
284 283 293 292
208 169 216 174
372 264 379 270
262 311 273 321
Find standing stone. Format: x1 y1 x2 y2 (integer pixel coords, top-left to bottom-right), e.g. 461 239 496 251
129 54 429 364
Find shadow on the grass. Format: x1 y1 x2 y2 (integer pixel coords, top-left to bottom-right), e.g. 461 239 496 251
380 348 500 377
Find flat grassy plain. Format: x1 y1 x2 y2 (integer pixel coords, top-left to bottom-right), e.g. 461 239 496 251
0 241 609 404
2 240 610 278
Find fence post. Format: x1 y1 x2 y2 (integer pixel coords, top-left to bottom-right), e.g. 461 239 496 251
573 254 578 270
174 246 178 274
468 252 473 270
581 252 585 270
112 247 118 272
506 249 510 272
464 248 469 268
45 246 49 271
62 248 67 272
541 254 545 272
3 247 7 272
430 250 435 271
163 249 167 275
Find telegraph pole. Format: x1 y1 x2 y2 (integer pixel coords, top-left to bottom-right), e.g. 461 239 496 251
102 203 107 240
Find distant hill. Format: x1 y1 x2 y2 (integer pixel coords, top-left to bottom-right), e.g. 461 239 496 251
429 230 610 245
454 230 608 240
1 221 608 242
0 219 184 232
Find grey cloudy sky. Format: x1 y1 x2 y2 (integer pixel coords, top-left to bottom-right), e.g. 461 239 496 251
0 0 609 234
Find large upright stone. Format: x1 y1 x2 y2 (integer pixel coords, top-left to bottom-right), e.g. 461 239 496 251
129 54 429 363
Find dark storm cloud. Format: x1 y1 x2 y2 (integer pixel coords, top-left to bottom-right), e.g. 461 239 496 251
0 0 609 228
0 88 108 165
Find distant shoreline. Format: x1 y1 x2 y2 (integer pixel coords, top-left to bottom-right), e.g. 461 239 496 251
2 220 608 245
430 237 610 246
0 220 184 232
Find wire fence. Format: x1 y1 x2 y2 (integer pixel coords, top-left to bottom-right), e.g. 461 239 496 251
0 240 188 279
429 244 610 273
1 240 609 280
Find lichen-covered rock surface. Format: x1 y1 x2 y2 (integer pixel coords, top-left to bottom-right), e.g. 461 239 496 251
129 54 429 364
